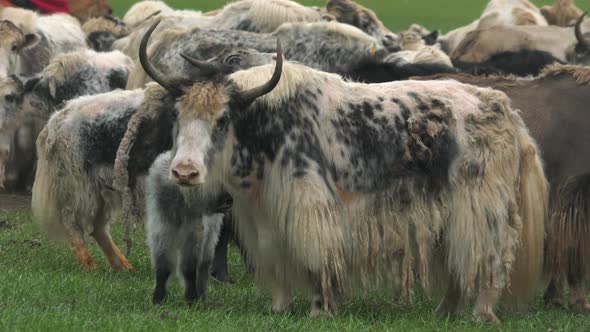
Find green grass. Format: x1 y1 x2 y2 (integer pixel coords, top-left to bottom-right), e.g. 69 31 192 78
1 209 590 331
3 0 590 330
110 0 590 32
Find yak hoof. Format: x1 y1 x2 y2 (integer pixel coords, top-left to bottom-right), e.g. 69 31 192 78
211 272 234 284
112 259 134 272
434 301 454 317
152 287 167 306
474 311 501 326
570 300 590 314
544 296 565 309
79 257 96 271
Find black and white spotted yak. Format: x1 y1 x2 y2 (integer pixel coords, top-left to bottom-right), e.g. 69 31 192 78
412 64 590 313
126 20 455 89
123 21 548 324
30 43 274 273
0 49 133 191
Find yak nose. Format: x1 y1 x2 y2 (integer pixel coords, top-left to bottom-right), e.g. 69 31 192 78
171 160 202 184
0 144 9 160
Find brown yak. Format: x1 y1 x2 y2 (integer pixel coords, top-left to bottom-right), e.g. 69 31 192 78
412 64 590 312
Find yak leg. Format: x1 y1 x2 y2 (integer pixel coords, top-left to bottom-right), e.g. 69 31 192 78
149 220 179 305
90 201 133 271
179 236 199 306
310 277 338 318
92 228 134 271
567 272 590 313
435 276 462 317
63 222 95 271
195 214 223 301
271 280 292 313
210 216 233 283
473 288 502 325
152 253 174 305
544 275 565 308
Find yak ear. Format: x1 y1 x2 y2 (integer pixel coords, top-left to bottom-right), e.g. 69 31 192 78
423 30 440 45
13 33 41 52
48 79 57 99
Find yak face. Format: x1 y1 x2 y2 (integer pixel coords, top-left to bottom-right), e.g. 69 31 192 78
169 84 229 186
0 75 27 187
138 20 283 188
0 21 41 79
206 48 276 72
570 14 590 65
541 0 583 26
326 0 399 51
70 0 113 23
83 16 130 52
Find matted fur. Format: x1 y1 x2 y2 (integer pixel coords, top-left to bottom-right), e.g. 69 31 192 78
123 1 174 28
82 17 130 37
178 84 229 122
32 89 146 241
208 63 547 310
219 0 321 32
0 20 25 46
326 0 393 37
545 175 590 277
42 49 133 99
540 63 590 84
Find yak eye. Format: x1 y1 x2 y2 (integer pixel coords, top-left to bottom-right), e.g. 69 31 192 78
225 55 242 66
5 95 16 103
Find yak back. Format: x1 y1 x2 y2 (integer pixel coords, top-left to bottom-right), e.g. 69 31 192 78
412 65 590 184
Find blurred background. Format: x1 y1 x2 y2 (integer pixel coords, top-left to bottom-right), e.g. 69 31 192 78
111 0 590 32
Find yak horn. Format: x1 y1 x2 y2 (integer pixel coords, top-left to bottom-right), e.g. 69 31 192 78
238 39 283 107
575 12 589 49
139 20 182 95
180 53 221 76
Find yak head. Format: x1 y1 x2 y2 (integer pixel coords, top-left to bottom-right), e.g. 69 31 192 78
571 13 590 64
542 0 584 26
0 20 40 79
326 0 399 51
0 75 29 188
138 21 283 187
70 0 113 23
83 15 130 52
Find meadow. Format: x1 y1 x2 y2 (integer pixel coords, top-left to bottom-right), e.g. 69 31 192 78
2 1 590 331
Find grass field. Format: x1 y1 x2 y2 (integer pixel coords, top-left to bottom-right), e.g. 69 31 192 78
111 0 590 32
3 0 590 331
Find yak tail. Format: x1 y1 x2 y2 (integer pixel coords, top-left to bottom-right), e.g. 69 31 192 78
503 129 548 309
545 174 590 279
31 127 65 241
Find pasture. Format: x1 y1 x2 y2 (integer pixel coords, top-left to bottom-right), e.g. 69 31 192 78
2 1 590 331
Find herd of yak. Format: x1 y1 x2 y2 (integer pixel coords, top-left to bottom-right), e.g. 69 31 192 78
1 0 590 325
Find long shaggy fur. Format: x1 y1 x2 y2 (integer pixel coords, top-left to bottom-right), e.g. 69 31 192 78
217 63 547 309
32 89 146 241
545 174 590 277
540 63 590 84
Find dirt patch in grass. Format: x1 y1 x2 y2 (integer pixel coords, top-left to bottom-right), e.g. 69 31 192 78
0 193 31 211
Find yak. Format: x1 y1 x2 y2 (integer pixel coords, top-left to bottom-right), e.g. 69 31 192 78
412 64 590 312
31 43 275 272
0 49 133 191
0 8 86 78
121 21 548 324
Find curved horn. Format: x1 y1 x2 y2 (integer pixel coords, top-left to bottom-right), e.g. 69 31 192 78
180 53 221 76
238 39 283 107
139 20 182 95
575 12 589 49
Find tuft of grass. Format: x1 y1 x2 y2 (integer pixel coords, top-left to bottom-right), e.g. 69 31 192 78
1 209 589 331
